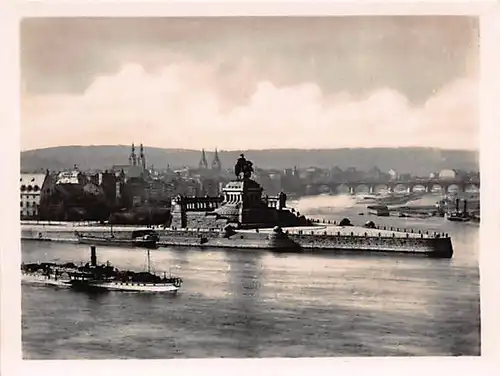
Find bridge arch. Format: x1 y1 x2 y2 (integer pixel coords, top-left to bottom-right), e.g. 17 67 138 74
318 184 333 194
411 184 427 193
353 184 370 194
430 184 444 193
373 184 389 194
335 184 351 194
446 184 461 193
465 184 479 193
394 183 410 193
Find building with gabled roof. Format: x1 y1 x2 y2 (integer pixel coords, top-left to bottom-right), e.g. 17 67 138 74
20 172 49 219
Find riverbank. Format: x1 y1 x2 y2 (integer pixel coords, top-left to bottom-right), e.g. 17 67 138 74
21 221 454 258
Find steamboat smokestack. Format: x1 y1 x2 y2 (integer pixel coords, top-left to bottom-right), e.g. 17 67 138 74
90 245 97 267
463 199 468 214
455 198 460 212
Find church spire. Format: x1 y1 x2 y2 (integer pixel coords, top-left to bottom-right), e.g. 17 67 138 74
139 143 146 170
129 143 137 166
199 149 208 169
211 148 221 171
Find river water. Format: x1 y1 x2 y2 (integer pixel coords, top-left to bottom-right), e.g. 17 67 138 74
22 194 480 359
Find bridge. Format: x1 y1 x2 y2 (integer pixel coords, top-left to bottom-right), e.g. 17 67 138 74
305 178 480 195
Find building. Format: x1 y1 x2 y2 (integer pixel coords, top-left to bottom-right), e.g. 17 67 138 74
343 167 362 182
112 143 149 180
89 171 120 207
147 178 174 204
56 168 84 185
200 177 223 196
39 167 112 221
193 149 226 178
110 143 151 208
453 169 468 180
398 173 412 181
20 173 48 219
45 168 86 220
281 166 303 193
366 166 384 181
328 166 343 180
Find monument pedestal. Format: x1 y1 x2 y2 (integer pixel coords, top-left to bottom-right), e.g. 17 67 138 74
170 155 308 229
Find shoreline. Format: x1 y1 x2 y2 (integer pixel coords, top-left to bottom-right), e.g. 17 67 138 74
21 221 454 259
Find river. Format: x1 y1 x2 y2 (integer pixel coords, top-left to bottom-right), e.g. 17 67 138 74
22 194 480 359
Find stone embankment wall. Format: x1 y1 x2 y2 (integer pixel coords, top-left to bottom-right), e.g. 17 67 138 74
154 227 452 257
158 230 451 257
157 229 286 249
21 222 141 242
22 226 78 242
287 233 452 257
21 222 453 258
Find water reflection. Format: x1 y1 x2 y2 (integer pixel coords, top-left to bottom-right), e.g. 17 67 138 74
220 250 263 356
21 193 480 358
165 247 190 268
224 250 263 298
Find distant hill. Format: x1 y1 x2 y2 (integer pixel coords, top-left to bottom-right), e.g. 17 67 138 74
20 145 479 176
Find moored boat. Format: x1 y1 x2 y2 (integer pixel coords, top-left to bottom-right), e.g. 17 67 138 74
445 212 471 222
367 205 390 217
75 228 159 249
445 198 471 222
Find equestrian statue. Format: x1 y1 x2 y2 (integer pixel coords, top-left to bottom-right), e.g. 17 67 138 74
234 154 254 180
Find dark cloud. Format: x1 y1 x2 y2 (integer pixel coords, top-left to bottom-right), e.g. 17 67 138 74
21 16 478 103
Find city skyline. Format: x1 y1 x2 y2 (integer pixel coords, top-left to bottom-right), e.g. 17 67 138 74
21 16 479 151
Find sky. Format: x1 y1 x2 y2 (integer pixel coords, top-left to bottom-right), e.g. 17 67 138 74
20 17 480 151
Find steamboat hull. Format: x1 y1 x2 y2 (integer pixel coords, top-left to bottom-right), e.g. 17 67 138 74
446 216 471 223
68 279 179 293
21 273 72 288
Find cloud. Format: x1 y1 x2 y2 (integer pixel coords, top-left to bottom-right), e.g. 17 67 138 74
21 61 479 151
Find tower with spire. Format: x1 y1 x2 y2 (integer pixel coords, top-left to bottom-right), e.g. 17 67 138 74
129 143 137 166
211 148 222 171
138 143 146 171
199 149 208 169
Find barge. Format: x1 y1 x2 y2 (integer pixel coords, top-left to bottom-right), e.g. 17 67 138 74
75 227 159 248
367 204 390 217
